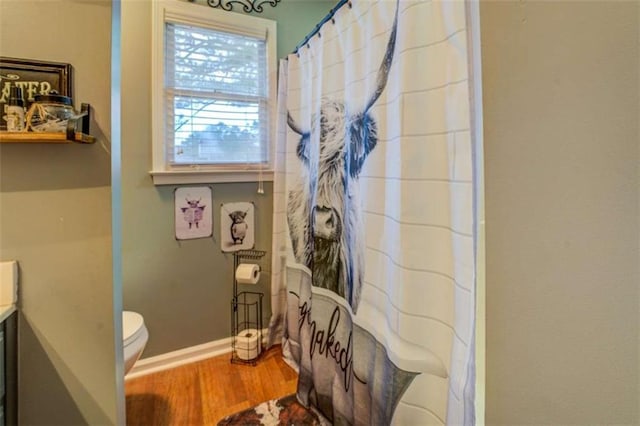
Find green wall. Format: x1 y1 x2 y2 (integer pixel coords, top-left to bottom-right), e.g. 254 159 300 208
244 0 338 58
122 0 335 358
0 1 118 424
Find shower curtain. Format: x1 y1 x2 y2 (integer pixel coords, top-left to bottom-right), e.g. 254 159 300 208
268 0 476 424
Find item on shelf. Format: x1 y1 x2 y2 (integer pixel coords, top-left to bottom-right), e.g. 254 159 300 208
25 91 76 133
5 86 25 132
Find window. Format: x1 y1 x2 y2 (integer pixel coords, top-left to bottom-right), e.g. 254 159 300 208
151 1 277 184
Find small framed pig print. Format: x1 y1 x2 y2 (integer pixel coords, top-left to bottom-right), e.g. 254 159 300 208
175 186 212 240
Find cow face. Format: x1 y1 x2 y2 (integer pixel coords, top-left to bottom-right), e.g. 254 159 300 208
229 210 247 224
287 5 398 313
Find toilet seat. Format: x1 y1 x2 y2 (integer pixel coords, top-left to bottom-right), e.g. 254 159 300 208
123 311 145 347
122 310 149 376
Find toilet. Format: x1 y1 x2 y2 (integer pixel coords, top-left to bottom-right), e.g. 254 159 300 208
123 311 148 375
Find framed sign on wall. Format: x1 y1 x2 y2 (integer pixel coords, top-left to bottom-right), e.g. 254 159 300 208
0 57 73 130
174 186 213 240
220 202 255 252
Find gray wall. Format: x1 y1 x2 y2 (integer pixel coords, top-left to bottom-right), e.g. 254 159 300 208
121 0 336 358
481 1 639 424
0 1 118 424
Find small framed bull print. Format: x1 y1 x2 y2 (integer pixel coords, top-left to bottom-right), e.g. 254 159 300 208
174 186 213 240
220 202 255 252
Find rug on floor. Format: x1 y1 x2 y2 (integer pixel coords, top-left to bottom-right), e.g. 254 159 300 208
217 394 321 426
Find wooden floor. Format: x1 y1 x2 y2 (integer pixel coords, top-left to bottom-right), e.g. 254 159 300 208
125 346 298 425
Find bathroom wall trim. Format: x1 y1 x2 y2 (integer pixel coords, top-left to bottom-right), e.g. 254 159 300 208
125 328 269 380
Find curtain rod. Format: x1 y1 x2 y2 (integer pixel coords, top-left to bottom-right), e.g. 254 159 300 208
292 0 349 55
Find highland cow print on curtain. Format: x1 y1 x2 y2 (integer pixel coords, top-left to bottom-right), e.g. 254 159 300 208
268 0 477 424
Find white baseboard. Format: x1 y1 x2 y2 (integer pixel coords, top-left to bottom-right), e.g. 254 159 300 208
125 328 269 380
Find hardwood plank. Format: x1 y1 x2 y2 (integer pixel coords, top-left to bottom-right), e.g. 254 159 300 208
199 357 249 423
126 362 204 426
126 345 298 426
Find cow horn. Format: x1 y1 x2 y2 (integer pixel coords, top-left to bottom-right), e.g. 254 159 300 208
287 112 305 135
364 0 399 113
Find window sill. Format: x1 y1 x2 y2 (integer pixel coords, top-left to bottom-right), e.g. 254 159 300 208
149 169 274 185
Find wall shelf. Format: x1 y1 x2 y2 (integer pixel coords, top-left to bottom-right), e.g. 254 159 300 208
0 131 95 144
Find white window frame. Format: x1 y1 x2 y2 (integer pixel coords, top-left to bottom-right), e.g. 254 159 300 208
150 0 277 185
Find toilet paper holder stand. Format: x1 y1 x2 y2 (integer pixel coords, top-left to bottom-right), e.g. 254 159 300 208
230 249 266 365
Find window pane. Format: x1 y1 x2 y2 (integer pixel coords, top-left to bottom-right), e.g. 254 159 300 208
166 23 266 98
171 96 267 165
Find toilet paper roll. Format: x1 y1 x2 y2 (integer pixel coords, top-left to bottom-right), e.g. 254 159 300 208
235 328 261 361
235 263 261 285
